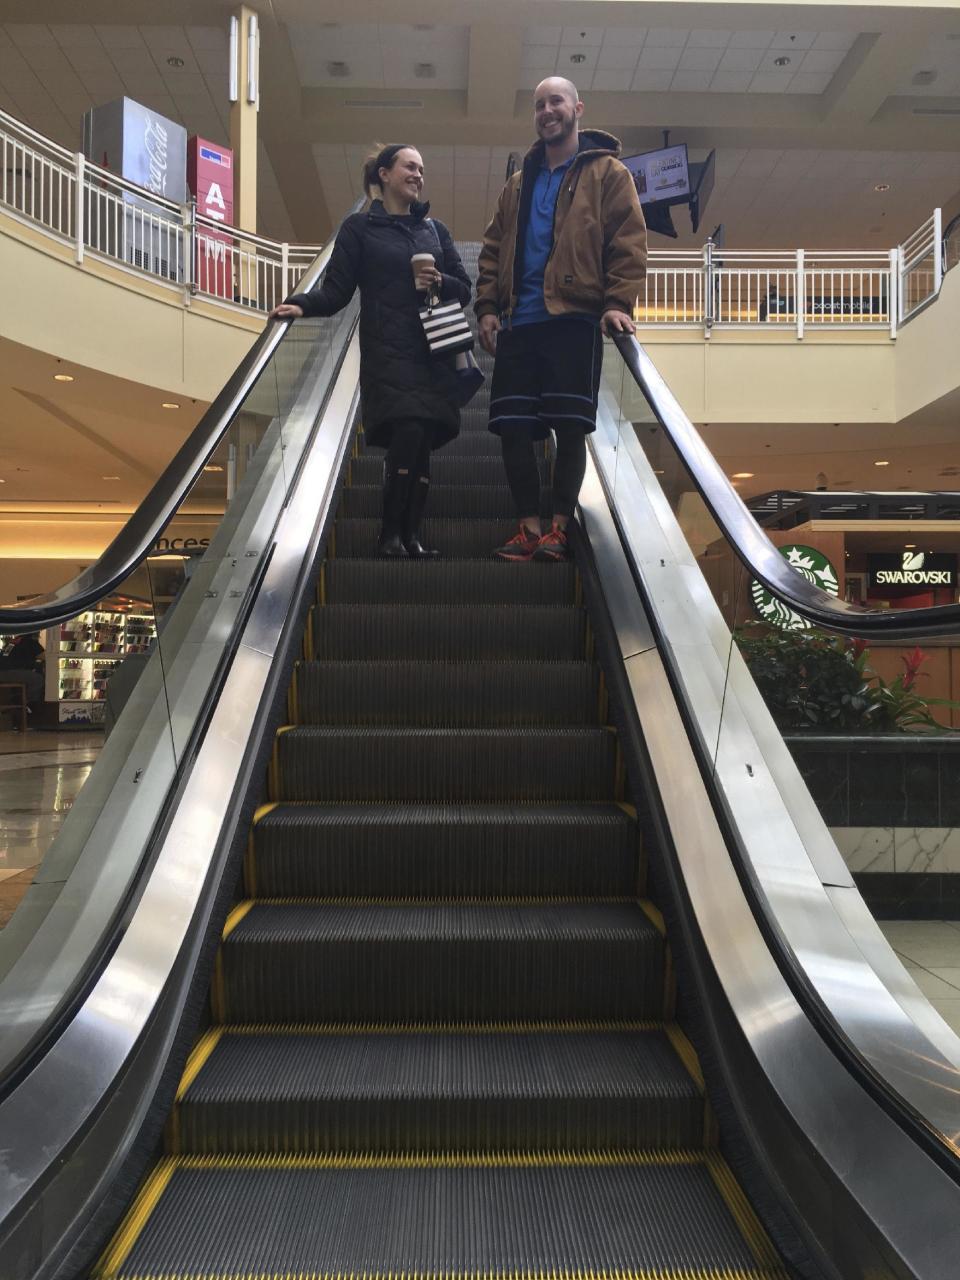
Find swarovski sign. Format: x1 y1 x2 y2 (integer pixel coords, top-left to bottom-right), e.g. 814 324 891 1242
869 551 957 588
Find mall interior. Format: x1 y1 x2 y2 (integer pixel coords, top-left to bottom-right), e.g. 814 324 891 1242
2 0 960 1276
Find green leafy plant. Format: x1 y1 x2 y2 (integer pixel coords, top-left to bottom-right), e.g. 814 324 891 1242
734 625 956 733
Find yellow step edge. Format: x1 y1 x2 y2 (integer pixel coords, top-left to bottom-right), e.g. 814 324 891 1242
638 900 666 936
705 1151 788 1274
222 901 255 940
208 1019 664 1037
91 1157 177 1279
175 1028 225 1100
664 1024 705 1094
251 802 279 826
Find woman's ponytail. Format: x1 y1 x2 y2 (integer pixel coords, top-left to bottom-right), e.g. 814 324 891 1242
362 142 415 196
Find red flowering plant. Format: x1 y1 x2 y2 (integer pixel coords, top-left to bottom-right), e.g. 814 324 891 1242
735 625 957 733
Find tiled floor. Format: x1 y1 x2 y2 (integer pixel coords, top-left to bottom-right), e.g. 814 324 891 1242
0 730 102 926
878 921 960 1035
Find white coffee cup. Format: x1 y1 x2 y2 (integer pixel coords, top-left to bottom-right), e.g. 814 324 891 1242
411 252 436 288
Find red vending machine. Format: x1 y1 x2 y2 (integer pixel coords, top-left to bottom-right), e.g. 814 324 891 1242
187 138 234 299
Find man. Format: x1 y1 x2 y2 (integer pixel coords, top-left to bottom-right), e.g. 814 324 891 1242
476 77 647 561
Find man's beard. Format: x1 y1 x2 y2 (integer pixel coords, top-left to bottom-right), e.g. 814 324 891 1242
539 113 576 146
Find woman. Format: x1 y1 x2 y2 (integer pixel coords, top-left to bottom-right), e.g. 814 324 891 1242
270 144 471 557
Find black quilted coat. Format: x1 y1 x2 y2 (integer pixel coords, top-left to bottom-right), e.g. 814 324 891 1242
287 200 472 448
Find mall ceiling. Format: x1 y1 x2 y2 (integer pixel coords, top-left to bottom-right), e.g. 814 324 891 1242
0 0 959 248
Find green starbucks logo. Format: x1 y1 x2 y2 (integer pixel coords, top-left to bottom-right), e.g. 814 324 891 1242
751 544 839 631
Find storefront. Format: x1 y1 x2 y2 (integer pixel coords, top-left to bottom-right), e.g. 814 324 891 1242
702 490 960 726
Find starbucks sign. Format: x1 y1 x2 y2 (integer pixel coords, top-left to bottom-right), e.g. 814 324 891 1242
751 544 839 631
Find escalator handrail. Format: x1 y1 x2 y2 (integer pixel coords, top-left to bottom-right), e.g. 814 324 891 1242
613 332 960 639
0 199 364 633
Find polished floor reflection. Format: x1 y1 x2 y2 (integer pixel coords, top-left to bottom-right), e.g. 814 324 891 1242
878 921 960 1036
0 730 102 926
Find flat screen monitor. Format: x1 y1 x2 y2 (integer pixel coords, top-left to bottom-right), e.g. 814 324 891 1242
621 143 690 206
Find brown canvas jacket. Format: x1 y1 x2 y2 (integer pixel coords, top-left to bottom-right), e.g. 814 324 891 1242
475 129 647 322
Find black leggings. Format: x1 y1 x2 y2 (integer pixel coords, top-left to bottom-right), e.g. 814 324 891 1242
386 421 431 483
501 424 586 519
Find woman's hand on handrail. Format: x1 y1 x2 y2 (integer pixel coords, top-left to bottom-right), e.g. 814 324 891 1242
269 302 304 321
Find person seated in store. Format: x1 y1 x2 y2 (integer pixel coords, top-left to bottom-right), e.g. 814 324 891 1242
0 632 45 712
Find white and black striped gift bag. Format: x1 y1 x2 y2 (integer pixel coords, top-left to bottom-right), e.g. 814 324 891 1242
419 298 475 356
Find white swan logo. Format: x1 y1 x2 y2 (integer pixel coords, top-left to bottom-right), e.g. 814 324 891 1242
750 545 840 631
903 551 925 571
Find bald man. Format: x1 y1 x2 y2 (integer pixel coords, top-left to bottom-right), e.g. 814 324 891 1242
476 77 647 562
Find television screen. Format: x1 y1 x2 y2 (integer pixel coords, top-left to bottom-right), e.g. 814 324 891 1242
621 143 690 206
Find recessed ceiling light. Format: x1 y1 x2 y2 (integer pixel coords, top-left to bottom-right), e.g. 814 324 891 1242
203 464 224 473
161 401 180 409
905 543 916 548
874 460 890 466
732 472 754 479
166 56 185 68
102 475 121 481
570 53 587 64
54 373 74 382
0 478 5 483
774 56 791 67
874 183 890 192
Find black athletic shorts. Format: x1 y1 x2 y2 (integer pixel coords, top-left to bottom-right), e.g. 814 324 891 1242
488 317 603 441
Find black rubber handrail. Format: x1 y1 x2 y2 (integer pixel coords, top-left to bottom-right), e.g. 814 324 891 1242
0 200 363 633
614 332 960 639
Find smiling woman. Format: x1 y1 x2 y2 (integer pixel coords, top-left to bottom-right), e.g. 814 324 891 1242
270 140 472 558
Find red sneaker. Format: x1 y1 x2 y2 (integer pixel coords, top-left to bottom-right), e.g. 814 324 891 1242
533 523 571 562
493 524 541 561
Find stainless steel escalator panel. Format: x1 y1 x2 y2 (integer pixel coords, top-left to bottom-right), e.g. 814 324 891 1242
579 443 960 1277
0 335 362 1273
593 362 960 1118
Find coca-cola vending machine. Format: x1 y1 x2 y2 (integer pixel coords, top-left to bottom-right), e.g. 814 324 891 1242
82 98 187 281
188 138 234 299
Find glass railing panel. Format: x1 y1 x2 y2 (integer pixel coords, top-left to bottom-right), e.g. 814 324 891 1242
0 287 358 1077
598 336 960 1121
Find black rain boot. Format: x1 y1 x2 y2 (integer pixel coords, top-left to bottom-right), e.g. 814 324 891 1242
377 467 411 557
403 476 440 559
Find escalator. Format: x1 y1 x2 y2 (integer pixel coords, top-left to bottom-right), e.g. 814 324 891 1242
2 235 960 1280
92 251 786 1280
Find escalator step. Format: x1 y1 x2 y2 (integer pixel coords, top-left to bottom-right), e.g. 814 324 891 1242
340 485 540 519
323 560 576 606
273 726 618 803
349 455 547 487
295 661 598 726
175 1027 702 1154
108 1156 786 1280
311 605 587 661
334 518 524 558
219 902 663 1023
251 803 638 898
362 432 504 457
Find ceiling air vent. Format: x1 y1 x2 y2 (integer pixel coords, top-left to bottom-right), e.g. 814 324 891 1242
327 61 350 77
912 106 960 115
415 63 436 79
912 69 938 86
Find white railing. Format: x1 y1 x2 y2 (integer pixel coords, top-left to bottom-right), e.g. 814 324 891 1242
898 209 942 323
0 107 322 313
0 108 947 332
634 245 901 338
